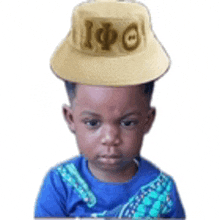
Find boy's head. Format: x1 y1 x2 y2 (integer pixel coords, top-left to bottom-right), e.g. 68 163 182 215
63 82 156 181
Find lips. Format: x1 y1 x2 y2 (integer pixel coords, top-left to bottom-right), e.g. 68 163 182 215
101 155 122 158
99 155 122 165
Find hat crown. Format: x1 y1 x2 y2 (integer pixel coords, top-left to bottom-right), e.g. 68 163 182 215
74 0 150 21
69 0 151 56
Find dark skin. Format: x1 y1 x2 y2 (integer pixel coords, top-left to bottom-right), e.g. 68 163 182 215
63 84 156 183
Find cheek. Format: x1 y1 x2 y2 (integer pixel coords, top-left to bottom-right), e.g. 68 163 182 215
123 130 144 152
75 128 99 155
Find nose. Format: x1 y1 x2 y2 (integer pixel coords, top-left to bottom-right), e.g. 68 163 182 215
101 124 121 146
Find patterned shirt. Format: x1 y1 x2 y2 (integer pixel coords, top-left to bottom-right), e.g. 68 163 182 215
35 155 185 218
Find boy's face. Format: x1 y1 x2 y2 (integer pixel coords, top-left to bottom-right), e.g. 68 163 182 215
63 84 155 181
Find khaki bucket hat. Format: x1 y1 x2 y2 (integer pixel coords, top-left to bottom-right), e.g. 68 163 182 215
50 0 170 86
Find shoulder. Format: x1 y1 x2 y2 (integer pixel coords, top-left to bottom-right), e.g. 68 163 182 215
138 157 185 218
52 155 85 182
139 156 182 196
38 155 83 191
139 157 160 173
138 157 175 195
35 155 85 217
139 157 177 183
138 156 161 182
44 155 85 191
37 155 84 198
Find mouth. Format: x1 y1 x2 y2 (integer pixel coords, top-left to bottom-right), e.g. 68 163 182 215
101 154 122 158
99 155 122 165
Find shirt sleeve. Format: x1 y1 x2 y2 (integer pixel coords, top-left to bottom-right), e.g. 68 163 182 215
162 177 186 219
35 169 68 217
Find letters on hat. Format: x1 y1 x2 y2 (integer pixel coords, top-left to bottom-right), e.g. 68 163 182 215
72 17 146 56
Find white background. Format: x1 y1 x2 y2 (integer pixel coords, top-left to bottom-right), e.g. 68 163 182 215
0 0 219 219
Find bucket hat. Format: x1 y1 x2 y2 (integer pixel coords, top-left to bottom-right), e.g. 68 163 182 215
50 0 170 86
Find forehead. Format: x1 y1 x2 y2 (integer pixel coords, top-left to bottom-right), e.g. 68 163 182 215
74 84 147 113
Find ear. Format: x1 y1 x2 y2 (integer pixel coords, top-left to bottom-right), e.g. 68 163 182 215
143 107 156 134
62 104 75 133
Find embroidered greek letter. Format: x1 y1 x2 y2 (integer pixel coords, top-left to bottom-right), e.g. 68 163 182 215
122 23 140 51
95 23 118 51
84 20 93 49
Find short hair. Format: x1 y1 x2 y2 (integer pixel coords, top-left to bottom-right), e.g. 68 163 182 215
65 81 154 107
65 81 78 104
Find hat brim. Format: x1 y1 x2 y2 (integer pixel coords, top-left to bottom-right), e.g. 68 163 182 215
50 31 170 86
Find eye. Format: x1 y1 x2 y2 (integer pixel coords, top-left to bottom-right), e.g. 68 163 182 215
83 119 100 129
121 120 139 127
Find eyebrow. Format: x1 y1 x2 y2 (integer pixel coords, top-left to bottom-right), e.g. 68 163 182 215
121 112 142 119
80 111 101 117
80 111 142 118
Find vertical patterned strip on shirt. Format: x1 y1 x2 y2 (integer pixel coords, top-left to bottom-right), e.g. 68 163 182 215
56 163 97 208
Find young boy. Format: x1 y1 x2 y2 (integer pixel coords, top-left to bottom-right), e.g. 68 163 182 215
35 0 185 218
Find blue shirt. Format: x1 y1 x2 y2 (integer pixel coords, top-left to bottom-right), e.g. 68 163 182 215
35 155 185 218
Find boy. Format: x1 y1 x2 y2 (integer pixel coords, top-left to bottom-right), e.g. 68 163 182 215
35 0 185 218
